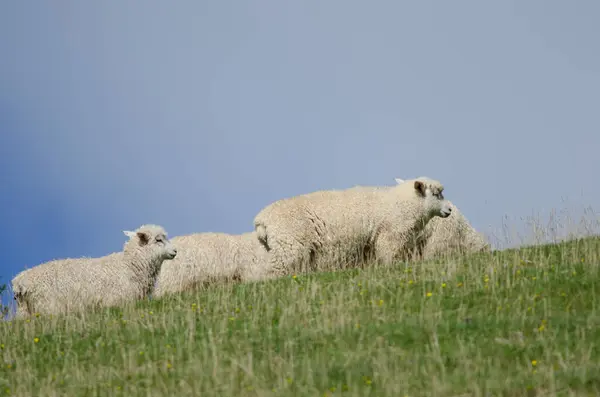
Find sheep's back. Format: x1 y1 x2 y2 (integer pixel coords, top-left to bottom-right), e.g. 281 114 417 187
256 188 388 244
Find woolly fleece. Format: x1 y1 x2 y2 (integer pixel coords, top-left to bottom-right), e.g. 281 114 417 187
153 231 269 298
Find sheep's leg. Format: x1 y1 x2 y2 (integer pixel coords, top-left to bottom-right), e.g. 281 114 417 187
243 261 279 282
14 300 30 319
263 235 313 277
374 232 404 266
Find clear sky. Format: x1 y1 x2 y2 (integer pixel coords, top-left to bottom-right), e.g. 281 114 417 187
1 1 599 308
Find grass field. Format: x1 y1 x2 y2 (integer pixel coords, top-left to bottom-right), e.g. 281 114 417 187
1 236 600 396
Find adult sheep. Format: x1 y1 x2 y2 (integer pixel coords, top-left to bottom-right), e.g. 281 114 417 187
12 224 177 317
253 176 453 277
393 178 490 260
153 231 269 298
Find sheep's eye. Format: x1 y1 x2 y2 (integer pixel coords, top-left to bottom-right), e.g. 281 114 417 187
155 237 164 243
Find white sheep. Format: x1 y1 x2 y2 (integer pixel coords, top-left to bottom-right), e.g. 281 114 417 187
11 224 177 317
416 202 490 259
392 178 490 260
253 176 453 277
153 231 269 298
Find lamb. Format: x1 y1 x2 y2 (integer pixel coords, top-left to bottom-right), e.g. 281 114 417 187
253 176 453 277
392 178 490 260
153 231 269 298
11 224 177 317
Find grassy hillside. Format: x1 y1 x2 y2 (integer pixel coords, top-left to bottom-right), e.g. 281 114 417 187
1 237 600 396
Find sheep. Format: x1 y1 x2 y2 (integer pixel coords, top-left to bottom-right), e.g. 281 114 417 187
392 178 490 260
11 224 177 317
153 231 270 298
416 202 490 259
253 176 453 277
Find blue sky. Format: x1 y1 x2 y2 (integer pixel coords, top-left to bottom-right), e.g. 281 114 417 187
1 1 599 309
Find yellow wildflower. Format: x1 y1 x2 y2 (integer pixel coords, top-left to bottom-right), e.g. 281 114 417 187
426 292 433 297
33 337 39 343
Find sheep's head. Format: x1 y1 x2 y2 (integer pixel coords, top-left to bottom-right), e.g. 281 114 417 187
396 177 452 219
123 224 178 261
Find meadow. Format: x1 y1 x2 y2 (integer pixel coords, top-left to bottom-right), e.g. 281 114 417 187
1 232 600 396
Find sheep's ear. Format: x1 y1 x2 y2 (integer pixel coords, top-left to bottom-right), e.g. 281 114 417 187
394 178 405 184
414 180 426 196
123 230 136 239
137 231 149 246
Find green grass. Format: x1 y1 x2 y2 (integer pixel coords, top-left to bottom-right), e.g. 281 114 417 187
2 237 600 396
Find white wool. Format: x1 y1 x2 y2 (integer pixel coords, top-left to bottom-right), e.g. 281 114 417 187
153 231 269 298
